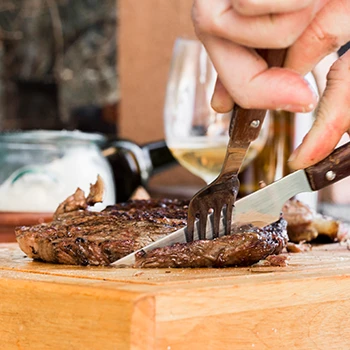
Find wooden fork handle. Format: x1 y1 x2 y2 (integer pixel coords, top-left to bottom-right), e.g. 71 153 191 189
229 107 266 145
229 49 287 144
258 48 287 69
222 49 287 175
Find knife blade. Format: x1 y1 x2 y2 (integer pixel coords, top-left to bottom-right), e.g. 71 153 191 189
112 141 350 267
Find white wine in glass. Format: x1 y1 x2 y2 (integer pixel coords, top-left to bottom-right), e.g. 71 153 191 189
168 137 228 184
164 38 268 184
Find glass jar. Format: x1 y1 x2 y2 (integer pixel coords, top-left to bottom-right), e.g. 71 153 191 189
0 130 115 213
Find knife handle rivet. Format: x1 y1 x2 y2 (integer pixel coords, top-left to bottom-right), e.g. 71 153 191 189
325 170 336 181
250 120 260 128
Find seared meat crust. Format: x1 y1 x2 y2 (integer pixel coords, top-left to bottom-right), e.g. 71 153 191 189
135 220 287 268
15 181 288 267
16 199 189 266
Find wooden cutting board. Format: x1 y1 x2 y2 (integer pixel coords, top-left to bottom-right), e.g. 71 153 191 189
1 243 350 350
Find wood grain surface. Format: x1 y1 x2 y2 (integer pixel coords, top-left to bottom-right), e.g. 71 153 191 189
1 243 350 349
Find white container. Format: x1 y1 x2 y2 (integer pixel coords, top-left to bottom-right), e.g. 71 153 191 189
0 130 115 212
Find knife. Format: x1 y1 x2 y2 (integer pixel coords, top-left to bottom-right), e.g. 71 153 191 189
112 141 350 267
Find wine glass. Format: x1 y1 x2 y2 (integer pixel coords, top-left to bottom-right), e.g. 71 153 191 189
164 38 269 184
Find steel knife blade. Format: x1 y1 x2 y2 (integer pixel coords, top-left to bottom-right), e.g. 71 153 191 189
112 141 350 267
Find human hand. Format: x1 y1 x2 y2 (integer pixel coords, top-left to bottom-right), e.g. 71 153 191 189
288 50 350 169
192 0 350 169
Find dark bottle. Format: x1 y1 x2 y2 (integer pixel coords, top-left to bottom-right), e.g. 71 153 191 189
238 110 295 197
104 140 178 202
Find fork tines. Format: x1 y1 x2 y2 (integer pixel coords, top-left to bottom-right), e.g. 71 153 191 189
186 177 238 242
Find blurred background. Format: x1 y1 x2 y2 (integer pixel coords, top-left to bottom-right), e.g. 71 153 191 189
0 0 118 133
0 0 349 214
0 0 204 196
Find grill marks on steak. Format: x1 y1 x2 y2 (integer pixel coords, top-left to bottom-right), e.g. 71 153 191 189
15 199 189 266
135 220 288 268
15 180 288 267
15 198 288 267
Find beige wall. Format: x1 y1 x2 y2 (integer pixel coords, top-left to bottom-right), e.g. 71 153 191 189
118 0 204 192
119 0 195 142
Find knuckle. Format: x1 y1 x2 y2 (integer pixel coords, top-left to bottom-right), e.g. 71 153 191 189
328 53 350 83
308 19 342 53
192 0 226 38
232 0 254 15
255 14 302 49
233 92 253 109
191 1 213 37
268 15 302 48
272 34 295 49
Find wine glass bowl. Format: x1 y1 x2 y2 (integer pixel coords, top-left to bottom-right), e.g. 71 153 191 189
164 38 269 184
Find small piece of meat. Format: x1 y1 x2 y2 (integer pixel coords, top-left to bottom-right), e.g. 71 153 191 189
53 188 88 219
86 175 104 205
286 241 312 253
134 220 288 268
282 199 318 242
282 199 341 243
54 176 104 219
265 254 288 267
312 214 339 242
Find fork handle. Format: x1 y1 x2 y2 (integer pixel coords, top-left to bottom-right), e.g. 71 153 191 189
229 49 287 144
229 107 266 144
222 49 287 175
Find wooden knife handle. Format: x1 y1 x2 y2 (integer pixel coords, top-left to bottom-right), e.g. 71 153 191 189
305 141 350 191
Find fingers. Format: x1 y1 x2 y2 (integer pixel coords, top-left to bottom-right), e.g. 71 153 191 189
193 0 320 48
289 50 350 170
232 0 315 16
211 78 235 113
203 36 318 111
311 52 338 95
285 0 350 76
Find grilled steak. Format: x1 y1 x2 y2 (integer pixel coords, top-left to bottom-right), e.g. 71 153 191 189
135 220 287 268
15 178 288 267
16 198 189 266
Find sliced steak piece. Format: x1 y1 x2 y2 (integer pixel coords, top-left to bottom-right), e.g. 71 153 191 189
282 199 340 243
16 198 189 266
15 180 288 267
135 220 288 268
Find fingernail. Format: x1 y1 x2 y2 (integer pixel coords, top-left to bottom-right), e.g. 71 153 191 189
302 103 316 112
210 94 234 113
305 78 319 108
288 146 301 165
277 103 316 113
288 152 297 163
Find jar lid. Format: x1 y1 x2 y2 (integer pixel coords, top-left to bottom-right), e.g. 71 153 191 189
0 130 107 145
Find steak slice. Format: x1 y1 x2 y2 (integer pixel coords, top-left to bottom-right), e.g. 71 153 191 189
16 199 188 266
15 180 288 267
135 220 287 268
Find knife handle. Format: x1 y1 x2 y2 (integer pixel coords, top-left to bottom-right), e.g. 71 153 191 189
305 141 350 191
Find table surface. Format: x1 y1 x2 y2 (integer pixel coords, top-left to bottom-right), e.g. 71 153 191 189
1 242 350 349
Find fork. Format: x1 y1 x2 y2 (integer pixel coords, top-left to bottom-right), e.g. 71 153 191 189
186 107 267 241
186 49 287 242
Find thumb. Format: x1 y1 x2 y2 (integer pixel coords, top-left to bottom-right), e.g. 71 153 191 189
211 77 235 113
288 50 350 170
